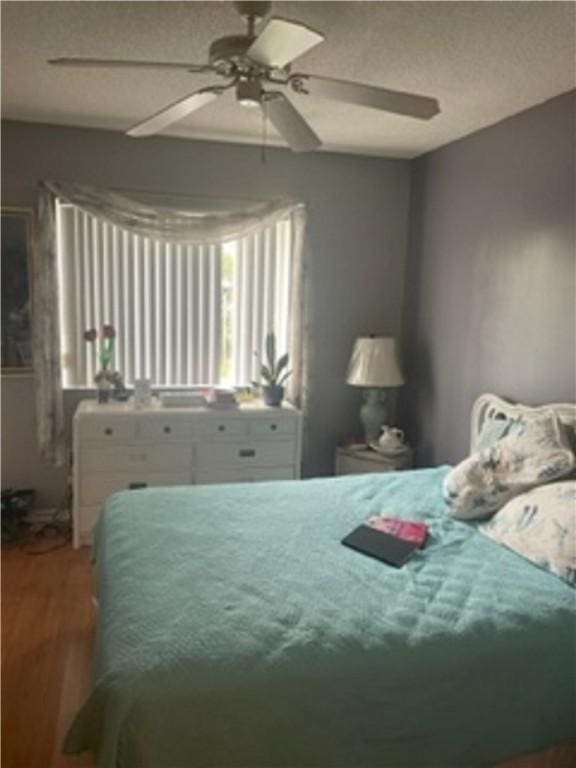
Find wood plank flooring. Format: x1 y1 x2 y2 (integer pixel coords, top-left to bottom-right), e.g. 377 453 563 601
1 544 574 768
2 544 94 768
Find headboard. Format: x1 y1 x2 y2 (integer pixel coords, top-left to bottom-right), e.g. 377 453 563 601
470 393 576 452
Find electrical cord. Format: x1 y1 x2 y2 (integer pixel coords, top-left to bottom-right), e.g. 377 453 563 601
1 482 73 555
2 450 74 555
21 482 73 555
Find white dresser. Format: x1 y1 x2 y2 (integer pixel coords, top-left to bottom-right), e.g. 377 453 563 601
73 399 302 547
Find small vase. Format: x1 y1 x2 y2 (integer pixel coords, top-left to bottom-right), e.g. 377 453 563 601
95 370 112 404
262 384 284 407
97 383 110 404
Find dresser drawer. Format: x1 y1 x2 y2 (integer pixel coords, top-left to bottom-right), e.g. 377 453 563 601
81 471 191 506
196 467 295 484
195 468 246 484
81 444 193 472
201 419 249 439
250 467 294 481
197 441 294 469
77 418 137 442
249 418 296 437
139 417 194 441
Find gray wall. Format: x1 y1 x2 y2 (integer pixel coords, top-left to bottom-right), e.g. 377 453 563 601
1 119 411 506
402 91 576 466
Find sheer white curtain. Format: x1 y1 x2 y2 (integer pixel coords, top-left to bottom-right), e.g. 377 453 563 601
33 181 308 466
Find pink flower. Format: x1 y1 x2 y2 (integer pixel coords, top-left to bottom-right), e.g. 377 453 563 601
84 328 97 342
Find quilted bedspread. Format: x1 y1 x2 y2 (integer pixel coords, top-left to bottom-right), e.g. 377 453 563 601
64 467 576 768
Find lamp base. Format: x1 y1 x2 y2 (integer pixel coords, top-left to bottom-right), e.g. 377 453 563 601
360 388 388 445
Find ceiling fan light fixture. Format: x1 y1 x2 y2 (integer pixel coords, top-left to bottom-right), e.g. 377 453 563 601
236 78 262 108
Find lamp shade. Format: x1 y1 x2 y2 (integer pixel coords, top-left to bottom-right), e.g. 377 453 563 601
346 336 404 387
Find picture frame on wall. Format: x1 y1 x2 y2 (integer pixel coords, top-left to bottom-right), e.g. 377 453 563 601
2 207 34 373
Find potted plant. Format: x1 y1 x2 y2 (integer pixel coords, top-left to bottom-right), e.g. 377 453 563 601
254 332 291 407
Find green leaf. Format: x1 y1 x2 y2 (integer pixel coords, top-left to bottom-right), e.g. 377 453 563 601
260 364 273 384
274 353 289 379
278 369 292 386
265 332 276 371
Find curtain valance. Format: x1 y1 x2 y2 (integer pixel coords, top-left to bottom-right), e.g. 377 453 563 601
42 180 306 244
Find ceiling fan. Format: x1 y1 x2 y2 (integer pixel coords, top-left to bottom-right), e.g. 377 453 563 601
49 0 440 153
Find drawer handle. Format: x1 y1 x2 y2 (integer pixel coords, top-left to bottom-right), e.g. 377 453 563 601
239 449 256 458
104 428 114 436
163 426 172 434
218 425 226 432
129 482 147 490
270 424 277 431
129 453 147 462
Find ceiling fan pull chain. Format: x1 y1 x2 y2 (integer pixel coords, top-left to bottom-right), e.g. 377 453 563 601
261 101 268 165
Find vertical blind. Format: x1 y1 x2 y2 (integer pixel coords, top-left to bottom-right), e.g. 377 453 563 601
56 202 293 388
231 219 292 385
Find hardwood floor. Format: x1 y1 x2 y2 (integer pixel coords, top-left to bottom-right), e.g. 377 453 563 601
2 544 94 768
1 544 573 768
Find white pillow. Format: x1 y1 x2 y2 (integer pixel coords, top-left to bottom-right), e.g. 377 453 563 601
443 413 575 520
479 481 576 587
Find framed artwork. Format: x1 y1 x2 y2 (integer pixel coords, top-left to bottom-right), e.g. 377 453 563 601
2 207 33 373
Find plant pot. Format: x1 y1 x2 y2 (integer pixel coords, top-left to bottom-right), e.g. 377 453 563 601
262 384 285 407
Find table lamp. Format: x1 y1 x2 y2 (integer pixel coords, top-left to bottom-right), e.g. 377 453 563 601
346 336 404 444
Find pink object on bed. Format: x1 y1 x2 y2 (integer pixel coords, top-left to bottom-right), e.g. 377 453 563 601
366 516 429 547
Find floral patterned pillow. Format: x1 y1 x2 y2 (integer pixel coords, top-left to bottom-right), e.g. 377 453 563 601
479 481 576 587
443 413 575 520
474 416 522 452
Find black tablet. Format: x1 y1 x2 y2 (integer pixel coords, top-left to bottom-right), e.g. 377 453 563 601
341 524 419 567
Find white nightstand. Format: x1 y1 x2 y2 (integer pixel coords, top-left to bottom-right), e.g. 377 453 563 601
335 445 412 475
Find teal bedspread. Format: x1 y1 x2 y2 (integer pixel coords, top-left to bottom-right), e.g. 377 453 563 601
64 468 576 768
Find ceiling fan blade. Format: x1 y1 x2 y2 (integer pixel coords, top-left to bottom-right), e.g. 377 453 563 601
294 74 440 120
247 18 324 68
263 92 321 153
127 87 224 138
49 57 213 74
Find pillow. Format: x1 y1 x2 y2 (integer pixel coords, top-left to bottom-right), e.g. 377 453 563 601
479 481 576 587
474 416 523 452
443 413 575 520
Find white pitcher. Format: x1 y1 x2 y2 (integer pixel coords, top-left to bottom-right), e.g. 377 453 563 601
377 426 405 453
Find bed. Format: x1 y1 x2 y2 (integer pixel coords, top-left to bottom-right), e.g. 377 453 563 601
64 394 576 768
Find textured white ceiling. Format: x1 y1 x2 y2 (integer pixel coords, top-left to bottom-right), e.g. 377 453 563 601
1 1 575 158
